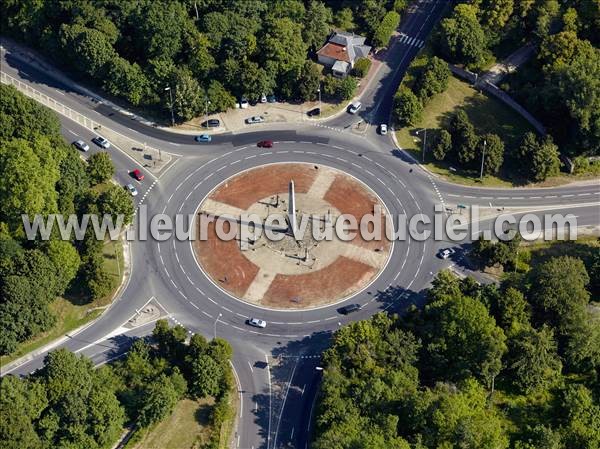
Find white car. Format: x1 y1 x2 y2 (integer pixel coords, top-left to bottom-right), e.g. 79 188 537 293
126 183 138 196
73 139 90 152
246 116 265 124
348 101 362 114
240 98 249 109
379 124 388 135
92 136 110 149
439 248 456 259
260 93 267 103
248 318 267 328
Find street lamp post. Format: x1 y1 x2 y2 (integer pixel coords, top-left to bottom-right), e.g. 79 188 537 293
164 86 175 127
479 139 487 181
205 99 211 129
317 84 321 116
416 128 427 162
214 313 222 339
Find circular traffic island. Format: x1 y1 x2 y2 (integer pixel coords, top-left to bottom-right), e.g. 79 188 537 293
193 163 393 310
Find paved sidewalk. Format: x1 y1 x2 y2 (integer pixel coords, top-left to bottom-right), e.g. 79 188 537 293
477 43 536 86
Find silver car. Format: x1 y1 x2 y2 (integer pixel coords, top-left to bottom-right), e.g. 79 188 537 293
73 139 90 152
126 183 138 196
92 136 111 149
248 318 267 328
246 116 265 124
348 101 362 114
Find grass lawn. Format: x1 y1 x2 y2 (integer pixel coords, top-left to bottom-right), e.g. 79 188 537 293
396 76 537 187
0 239 124 367
129 398 215 449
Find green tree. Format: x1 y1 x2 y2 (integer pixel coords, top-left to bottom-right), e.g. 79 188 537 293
263 18 307 74
433 129 452 161
137 374 180 427
302 1 332 50
529 256 590 330
480 133 505 175
59 24 116 77
190 354 222 398
98 184 135 225
0 138 60 231
393 86 423 126
423 294 507 387
172 69 203 122
373 11 401 48
491 287 531 335
439 4 488 67
415 56 451 100
206 80 236 113
86 152 114 185
0 376 47 449
334 8 355 31
103 57 149 106
560 385 600 449
450 109 479 165
297 60 321 102
510 325 562 394
478 0 515 30
45 240 80 294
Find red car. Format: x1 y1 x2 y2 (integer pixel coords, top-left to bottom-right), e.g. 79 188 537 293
257 140 273 148
131 169 144 181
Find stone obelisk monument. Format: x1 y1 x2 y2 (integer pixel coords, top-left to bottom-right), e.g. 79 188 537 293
288 180 298 240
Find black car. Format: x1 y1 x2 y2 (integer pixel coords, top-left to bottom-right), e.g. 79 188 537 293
338 303 361 315
201 119 220 128
307 108 321 117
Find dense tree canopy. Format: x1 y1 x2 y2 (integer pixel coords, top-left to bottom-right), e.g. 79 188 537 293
1 0 407 122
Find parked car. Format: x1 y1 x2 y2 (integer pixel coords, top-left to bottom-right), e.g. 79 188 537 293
260 93 267 103
201 119 220 128
379 124 388 135
248 318 267 328
195 134 212 143
348 101 362 114
92 136 110 148
126 183 138 196
307 108 321 117
246 116 265 124
338 303 361 315
438 248 455 259
131 169 144 181
257 140 273 148
73 139 90 152
267 95 277 103
240 98 249 109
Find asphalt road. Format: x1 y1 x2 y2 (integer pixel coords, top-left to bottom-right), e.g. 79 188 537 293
1 2 599 448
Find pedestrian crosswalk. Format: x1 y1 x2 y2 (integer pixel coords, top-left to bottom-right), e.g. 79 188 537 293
398 33 425 48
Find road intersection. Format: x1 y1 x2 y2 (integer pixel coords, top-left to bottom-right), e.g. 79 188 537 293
1 1 599 448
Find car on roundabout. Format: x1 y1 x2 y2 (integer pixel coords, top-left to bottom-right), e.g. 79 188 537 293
247 318 267 328
438 248 456 259
379 124 388 135
257 140 273 148
338 303 362 315
195 134 212 143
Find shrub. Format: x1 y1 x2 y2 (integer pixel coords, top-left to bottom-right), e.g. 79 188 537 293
352 57 372 78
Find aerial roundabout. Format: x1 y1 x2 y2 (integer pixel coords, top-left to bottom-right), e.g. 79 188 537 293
153 137 435 338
